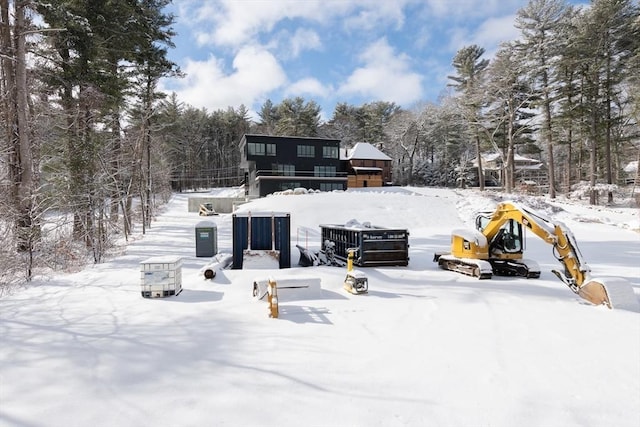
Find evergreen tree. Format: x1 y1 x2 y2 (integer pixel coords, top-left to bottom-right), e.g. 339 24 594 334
484 42 537 192
448 45 490 190
515 0 572 199
572 0 639 202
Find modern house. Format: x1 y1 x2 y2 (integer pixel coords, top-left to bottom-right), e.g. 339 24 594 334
342 142 393 188
239 134 347 197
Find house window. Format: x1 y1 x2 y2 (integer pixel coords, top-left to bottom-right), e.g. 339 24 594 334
314 165 336 177
266 143 276 156
273 164 295 176
248 142 265 156
323 146 338 159
320 183 343 191
297 145 315 158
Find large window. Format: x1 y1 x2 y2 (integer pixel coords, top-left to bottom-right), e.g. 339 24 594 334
273 164 295 176
314 165 336 177
320 183 343 191
323 146 339 159
297 145 315 158
248 142 265 156
266 143 276 156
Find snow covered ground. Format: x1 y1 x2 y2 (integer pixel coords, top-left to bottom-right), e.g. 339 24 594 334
1 186 639 427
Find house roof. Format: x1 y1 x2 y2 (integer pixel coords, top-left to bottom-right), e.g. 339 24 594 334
343 142 392 161
471 152 542 166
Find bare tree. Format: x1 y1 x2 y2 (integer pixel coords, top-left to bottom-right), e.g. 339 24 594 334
1 0 39 279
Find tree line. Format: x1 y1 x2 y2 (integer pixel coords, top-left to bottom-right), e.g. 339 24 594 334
1 0 638 290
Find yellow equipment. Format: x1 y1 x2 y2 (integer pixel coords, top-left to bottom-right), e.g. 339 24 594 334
344 248 368 295
433 201 638 310
267 279 279 318
252 278 279 318
199 203 218 216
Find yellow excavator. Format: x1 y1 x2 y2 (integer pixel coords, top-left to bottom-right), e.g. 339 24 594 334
433 201 638 310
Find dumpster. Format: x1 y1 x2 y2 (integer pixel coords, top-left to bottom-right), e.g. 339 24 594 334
195 220 217 257
232 212 291 269
320 222 409 266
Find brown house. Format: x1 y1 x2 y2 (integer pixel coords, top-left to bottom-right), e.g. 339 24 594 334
342 142 393 188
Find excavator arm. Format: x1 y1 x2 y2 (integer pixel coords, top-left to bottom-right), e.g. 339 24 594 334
480 202 588 285
480 202 637 309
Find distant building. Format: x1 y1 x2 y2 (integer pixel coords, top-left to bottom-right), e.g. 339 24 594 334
342 142 393 188
623 161 638 185
469 152 547 186
239 134 347 197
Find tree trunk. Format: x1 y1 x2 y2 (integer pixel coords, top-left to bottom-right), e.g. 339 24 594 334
543 85 556 199
605 57 613 204
14 1 38 274
589 97 598 205
475 132 484 191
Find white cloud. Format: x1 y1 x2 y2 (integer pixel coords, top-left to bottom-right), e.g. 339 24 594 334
270 28 323 59
289 28 322 58
338 38 423 105
186 0 412 48
190 1 331 47
163 46 287 112
469 15 519 54
445 14 521 66
284 78 329 98
342 1 409 32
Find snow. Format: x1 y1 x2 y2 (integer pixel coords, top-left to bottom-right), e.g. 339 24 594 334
1 186 639 427
624 161 637 173
343 142 392 161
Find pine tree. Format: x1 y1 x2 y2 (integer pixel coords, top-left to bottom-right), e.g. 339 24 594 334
515 0 572 199
448 45 489 190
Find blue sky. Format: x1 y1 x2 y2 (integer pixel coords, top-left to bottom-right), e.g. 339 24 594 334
160 0 587 121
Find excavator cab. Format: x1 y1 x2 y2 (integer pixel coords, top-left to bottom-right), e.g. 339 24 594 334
476 215 523 254
475 213 538 277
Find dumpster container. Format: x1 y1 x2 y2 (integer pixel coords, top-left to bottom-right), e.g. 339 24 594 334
195 221 217 257
320 222 409 266
232 212 291 269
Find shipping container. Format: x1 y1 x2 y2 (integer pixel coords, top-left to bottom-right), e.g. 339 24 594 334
320 223 409 266
140 256 183 298
232 212 291 269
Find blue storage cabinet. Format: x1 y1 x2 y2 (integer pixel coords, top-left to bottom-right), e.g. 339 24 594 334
232 212 291 269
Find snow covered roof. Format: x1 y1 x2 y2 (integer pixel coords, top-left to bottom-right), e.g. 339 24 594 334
514 153 540 163
471 152 542 166
624 161 638 173
517 163 544 170
343 142 392 161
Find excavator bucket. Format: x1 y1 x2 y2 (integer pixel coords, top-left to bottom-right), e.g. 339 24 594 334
578 277 639 312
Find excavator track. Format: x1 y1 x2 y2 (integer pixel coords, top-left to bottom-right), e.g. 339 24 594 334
489 258 541 279
435 254 493 279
